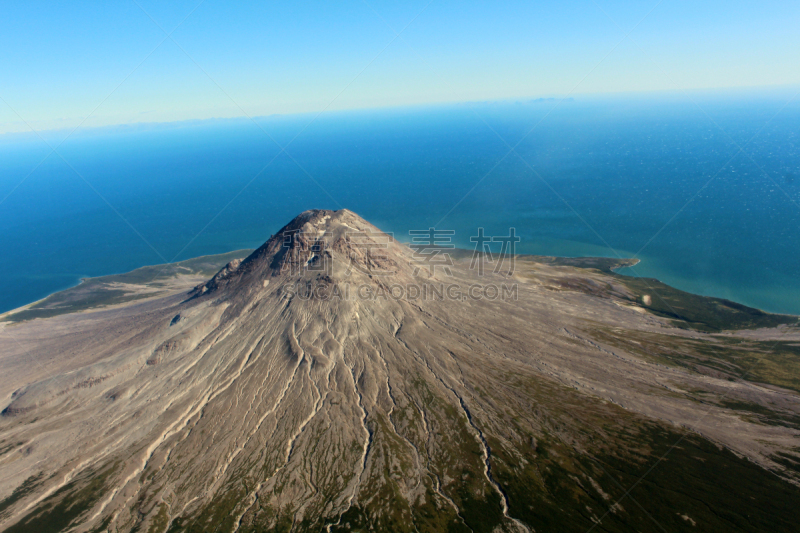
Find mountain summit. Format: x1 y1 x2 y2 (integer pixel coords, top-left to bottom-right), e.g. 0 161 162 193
2 210 800 533
190 209 416 299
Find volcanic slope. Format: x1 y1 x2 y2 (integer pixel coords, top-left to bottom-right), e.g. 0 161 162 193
2 209 800 533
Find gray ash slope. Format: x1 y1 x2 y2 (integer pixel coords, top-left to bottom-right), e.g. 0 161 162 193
2 209 800 533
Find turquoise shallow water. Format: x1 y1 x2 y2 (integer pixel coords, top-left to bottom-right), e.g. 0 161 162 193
1 92 799 314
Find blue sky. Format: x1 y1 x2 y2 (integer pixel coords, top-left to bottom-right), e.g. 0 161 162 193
1 0 798 133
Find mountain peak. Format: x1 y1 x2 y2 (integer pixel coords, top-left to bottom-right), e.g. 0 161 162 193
191 209 412 297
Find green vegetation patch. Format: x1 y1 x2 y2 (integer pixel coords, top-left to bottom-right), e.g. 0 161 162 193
590 325 800 395
719 399 800 429
411 378 505 532
0 472 46 519
595 425 800 533
4 461 119 533
513 249 797 332
461 353 800 533
771 451 800 477
447 248 638 273
166 485 246 533
0 440 25 458
485 396 800 532
146 502 169 533
612 275 799 332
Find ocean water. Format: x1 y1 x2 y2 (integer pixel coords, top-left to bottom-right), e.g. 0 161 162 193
1 91 799 314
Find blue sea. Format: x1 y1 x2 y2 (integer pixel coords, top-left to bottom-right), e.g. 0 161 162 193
2 90 799 315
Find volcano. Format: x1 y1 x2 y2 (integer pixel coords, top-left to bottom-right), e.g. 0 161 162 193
2 209 800 533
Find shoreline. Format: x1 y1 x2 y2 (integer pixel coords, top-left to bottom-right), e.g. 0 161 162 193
0 249 254 321
2 248 797 324
611 257 641 271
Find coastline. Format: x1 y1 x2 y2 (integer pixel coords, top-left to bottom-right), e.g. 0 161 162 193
611 257 641 271
4 247 796 330
0 249 254 323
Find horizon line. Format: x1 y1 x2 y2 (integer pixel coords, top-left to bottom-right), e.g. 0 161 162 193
3 82 798 140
